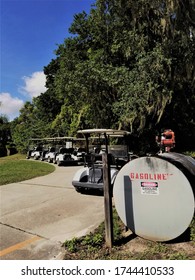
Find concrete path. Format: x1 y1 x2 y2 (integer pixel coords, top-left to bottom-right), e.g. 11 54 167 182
0 165 104 259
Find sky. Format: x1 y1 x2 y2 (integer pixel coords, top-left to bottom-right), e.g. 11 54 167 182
0 0 94 121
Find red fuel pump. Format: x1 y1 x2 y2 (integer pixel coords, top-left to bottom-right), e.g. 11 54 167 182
156 129 175 152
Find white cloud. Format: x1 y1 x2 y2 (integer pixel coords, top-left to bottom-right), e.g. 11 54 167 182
0 92 24 121
21 71 47 98
0 71 47 121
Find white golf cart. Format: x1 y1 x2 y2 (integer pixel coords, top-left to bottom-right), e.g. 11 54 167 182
72 129 132 193
39 138 64 163
26 138 44 160
42 146 56 163
53 137 86 166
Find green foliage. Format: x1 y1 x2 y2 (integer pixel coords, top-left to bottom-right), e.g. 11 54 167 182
63 232 105 255
10 102 54 153
190 217 195 245
168 252 189 260
184 151 195 157
64 238 80 253
112 208 123 241
0 115 11 144
0 115 13 156
10 0 195 153
81 233 104 248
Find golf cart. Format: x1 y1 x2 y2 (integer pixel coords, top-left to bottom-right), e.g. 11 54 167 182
72 129 131 193
27 137 59 162
53 137 86 166
39 137 66 163
26 138 44 160
42 146 57 163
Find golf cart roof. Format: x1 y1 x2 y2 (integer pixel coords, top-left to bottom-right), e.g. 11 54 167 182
77 129 130 137
29 137 85 141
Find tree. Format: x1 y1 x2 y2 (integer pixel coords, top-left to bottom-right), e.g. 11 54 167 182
44 0 194 150
0 115 13 156
0 115 10 144
11 102 52 153
12 0 195 153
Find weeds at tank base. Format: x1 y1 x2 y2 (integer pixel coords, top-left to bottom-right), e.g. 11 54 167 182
63 211 195 260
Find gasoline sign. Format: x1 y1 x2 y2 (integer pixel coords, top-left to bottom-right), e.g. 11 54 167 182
113 154 195 241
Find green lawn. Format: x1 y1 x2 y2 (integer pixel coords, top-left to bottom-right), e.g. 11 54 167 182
0 154 55 185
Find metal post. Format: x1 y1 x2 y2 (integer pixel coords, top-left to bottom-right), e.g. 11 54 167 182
85 134 89 154
102 152 113 249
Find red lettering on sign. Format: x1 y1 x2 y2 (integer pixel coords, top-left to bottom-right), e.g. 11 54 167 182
130 172 134 179
129 172 170 181
162 174 167 180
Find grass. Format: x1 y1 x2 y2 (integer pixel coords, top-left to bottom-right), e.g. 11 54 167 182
63 208 195 260
0 154 55 185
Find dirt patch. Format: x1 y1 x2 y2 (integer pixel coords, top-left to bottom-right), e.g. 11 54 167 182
118 230 195 260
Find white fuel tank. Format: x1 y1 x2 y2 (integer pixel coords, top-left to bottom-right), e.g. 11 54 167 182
113 153 195 241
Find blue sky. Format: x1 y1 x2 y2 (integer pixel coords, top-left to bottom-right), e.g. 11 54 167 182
0 0 94 120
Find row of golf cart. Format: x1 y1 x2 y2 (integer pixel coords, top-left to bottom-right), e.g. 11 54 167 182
27 129 139 193
26 137 86 166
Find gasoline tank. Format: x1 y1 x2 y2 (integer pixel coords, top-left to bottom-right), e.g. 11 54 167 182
113 153 195 241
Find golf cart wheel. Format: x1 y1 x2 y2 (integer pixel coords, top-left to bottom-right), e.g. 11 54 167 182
75 187 81 193
48 157 51 163
57 159 61 166
75 187 86 194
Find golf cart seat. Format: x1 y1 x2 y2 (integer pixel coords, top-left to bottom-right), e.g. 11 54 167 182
84 153 102 166
88 167 103 183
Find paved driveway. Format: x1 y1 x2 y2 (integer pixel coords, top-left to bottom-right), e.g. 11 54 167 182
0 165 104 259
